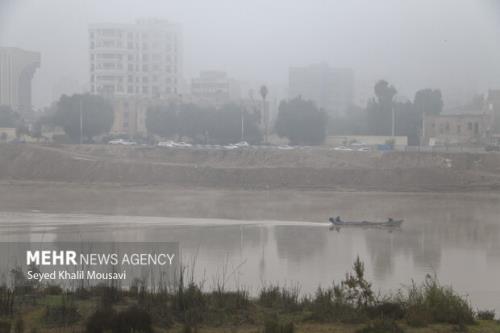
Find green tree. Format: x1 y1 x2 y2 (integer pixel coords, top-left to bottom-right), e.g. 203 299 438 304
145 104 178 139
366 80 397 135
0 105 21 128
177 103 208 143
414 89 443 116
53 94 113 142
206 104 261 145
394 100 420 145
274 97 327 145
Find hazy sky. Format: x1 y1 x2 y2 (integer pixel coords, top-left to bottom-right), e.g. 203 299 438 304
1 0 499 109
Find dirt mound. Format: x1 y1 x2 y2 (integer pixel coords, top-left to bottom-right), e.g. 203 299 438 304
1 143 499 191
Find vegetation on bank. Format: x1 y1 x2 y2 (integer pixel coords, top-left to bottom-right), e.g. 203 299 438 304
0 258 497 333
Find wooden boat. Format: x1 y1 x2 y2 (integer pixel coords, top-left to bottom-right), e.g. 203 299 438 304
329 217 403 227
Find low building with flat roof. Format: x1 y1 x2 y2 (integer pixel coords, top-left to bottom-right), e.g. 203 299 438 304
422 113 489 146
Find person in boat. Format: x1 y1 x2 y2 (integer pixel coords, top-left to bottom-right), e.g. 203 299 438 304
388 218 394 223
336 216 341 223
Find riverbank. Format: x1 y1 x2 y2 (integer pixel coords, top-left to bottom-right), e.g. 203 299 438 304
1 258 498 333
1 143 500 192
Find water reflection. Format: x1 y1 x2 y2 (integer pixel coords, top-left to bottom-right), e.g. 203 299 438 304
0 192 500 311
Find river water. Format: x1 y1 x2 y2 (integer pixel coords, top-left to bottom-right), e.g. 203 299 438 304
0 192 499 312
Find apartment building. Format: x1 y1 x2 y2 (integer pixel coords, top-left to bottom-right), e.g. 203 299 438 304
89 19 181 135
289 63 354 117
0 47 40 113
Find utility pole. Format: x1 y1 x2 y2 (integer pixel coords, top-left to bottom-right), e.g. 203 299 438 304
240 103 245 142
391 103 395 137
79 99 83 144
259 85 268 144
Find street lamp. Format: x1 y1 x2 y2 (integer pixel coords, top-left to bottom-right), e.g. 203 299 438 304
259 85 268 144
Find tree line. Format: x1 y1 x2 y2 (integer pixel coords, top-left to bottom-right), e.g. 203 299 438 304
330 80 443 145
3 82 444 146
145 103 262 144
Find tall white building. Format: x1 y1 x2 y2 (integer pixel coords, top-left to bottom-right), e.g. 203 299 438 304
89 18 182 99
0 47 40 113
89 19 181 136
289 63 354 117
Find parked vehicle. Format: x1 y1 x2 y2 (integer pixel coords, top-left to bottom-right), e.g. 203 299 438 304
234 141 250 147
157 141 176 148
173 142 192 148
109 139 137 145
333 146 353 151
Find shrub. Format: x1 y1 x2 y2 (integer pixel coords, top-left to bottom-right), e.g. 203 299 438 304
85 308 115 333
308 257 373 323
263 318 294 333
259 285 301 311
172 282 206 326
0 320 11 333
86 306 152 333
404 304 431 327
42 297 80 326
139 292 173 328
44 285 63 295
0 287 14 316
367 301 405 320
308 285 362 323
341 257 375 308
113 305 152 333
14 317 24 333
401 276 475 326
477 309 495 320
211 288 250 311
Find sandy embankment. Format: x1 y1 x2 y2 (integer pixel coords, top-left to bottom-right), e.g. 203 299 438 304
0 143 499 219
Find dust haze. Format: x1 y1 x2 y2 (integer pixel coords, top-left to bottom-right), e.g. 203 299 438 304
1 0 499 109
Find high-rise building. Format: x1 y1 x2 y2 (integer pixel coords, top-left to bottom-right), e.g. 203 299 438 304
89 18 182 136
288 63 353 117
0 47 40 113
89 18 181 98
